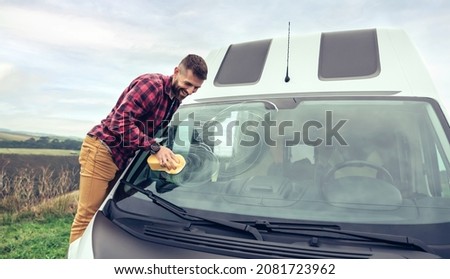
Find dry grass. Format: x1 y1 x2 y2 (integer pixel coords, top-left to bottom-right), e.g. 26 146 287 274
0 155 79 216
30 191 79 217
0 154 80 259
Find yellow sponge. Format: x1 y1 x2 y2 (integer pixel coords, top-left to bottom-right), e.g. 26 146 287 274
147 154 186 174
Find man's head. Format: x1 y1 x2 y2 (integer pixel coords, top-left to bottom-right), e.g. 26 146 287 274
172 54 208 101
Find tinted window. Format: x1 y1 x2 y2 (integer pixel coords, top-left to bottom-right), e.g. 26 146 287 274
319 29 380 80
214 39 272 86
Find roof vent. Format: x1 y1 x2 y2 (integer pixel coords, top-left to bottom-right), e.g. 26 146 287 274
214 39 272 86
318 29 380 80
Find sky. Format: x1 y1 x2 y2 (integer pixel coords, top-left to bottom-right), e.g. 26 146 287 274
0 0 449 138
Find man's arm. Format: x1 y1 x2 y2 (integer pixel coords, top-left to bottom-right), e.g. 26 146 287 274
108 76 161 149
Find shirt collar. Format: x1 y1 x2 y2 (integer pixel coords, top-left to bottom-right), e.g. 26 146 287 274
164 75 176 100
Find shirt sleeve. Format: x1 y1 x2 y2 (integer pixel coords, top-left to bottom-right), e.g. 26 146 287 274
108 76 161 149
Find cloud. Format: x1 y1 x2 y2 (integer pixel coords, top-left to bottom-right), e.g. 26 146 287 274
0 112 96 138
0 0 449 137
0 5 157 51
0 102 19 116
0 63 14 79
0 63 44 96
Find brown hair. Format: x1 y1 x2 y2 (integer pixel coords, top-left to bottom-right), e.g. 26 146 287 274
179 54 208 80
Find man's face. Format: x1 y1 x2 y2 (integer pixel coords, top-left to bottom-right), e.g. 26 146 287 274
172 66 204 101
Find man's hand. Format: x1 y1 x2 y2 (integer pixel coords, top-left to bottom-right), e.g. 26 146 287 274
154 146 181 170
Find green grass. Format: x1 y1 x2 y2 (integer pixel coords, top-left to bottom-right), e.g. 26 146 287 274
0 214 73 259
0 148 79 156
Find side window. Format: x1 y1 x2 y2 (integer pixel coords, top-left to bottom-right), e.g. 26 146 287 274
124 151 151 186
436 146 450 197
422 103 450 198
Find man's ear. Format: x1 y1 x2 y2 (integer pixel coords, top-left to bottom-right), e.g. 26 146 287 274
173 66 181 76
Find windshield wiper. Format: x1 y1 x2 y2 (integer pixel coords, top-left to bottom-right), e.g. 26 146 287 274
252 220 435 254
122 180 263 241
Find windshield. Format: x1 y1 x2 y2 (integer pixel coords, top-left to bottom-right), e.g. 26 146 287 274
116 97 450 225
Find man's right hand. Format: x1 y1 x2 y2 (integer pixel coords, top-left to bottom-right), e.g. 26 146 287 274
154 146 181 170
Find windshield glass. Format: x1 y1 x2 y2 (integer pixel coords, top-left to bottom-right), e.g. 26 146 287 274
116 97 450 225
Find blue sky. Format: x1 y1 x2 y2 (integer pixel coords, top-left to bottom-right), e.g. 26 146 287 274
0 0 449 137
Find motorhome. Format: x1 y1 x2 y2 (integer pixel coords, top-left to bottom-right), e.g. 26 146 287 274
68 28 450 259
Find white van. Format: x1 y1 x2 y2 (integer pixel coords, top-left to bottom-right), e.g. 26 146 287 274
68 28 450 258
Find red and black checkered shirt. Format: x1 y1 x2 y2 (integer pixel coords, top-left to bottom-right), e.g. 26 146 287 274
88 73 180 170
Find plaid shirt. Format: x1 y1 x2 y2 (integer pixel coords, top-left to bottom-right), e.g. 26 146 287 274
88 73 180 170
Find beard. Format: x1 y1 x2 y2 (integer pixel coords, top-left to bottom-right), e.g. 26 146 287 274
172 82 188 101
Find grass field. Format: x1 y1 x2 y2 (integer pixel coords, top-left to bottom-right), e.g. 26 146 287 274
0 141 80 258
0 214 73 259
0 191 78 259
0 148 79 156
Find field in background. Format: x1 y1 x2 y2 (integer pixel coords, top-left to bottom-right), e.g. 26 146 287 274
0 150 80 258
0 130 82 142
0 148 79 156
0 153 79 213
0 129 82 258
1 214 75 259
0 193 78 259
0 131 32 141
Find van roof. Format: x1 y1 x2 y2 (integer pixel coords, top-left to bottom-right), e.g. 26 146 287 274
190 28 439 103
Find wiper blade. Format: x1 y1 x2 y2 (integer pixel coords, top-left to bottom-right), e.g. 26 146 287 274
253 220 435 254
189 218 263 241
254 220 341 231
122 180 263 241
124 180 187 216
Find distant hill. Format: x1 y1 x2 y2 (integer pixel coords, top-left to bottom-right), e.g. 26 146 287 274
0 131 32 141
0 128 82 142
0 128 82 151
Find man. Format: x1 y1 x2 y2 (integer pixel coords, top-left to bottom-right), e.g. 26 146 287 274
69 54 208 243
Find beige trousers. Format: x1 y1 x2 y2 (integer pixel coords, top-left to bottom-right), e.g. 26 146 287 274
69 135 118 243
